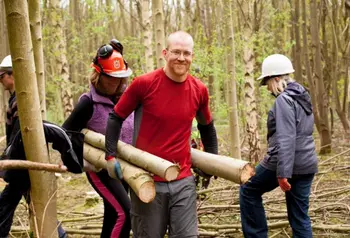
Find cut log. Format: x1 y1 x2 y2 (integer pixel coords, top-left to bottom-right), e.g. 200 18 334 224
81 129 180 181
191 149 255 184
0 160 67 173
83 143 155 203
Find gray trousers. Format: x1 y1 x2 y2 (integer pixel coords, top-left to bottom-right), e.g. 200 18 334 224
130 176 198 238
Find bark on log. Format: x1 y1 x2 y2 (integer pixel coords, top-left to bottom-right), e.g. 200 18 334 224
83 143 155 203
0 160 67 172
191 149 255 184
81 129 180 181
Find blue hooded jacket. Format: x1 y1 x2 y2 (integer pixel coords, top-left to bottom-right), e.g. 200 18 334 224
260 82 318 178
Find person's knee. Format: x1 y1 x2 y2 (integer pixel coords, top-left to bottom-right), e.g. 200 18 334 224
240 184 258 201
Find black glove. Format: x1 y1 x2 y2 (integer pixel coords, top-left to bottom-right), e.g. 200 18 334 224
193 168 212 189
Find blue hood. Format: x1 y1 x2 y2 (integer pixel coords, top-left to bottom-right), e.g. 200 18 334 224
284 82 313 115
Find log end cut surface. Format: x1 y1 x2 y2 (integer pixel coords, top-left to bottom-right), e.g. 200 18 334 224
138 181 156 203
240 164 256 184
164 165 181 181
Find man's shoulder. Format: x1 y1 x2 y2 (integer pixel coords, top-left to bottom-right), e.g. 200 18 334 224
188 74 207 91
135 68 163 82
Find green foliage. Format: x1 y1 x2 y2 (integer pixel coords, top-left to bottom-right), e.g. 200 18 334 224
122 36 147 77
84 197 100 208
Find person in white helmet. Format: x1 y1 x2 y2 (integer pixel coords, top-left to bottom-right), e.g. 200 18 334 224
239 54 318 238
0 55 69 238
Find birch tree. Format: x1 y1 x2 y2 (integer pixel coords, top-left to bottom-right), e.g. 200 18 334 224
309 0 332 153
225 0 241 159
28 0 46 119
4 0 57 236
152 0 165 68
142 0 154 73
0 0 9 134
241 0 260 163
47 0 73 119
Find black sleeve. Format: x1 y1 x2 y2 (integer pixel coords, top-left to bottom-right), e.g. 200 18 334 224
62 95 93 131
43 121 84 174
197 121 218 155
105 111 124 159
7 117 20 146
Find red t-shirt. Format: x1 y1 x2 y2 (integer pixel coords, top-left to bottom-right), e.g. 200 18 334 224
114 68 212 181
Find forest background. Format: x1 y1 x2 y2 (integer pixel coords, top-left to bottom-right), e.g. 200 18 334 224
0 0 349 237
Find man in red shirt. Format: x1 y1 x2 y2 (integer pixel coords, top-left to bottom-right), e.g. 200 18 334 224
105 31 218 237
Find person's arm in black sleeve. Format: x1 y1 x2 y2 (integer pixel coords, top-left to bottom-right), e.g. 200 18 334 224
60 96 93 172
105 112 125 159
197 120 218 155
193 121 218 190
62 96 93 131
105 111 125 179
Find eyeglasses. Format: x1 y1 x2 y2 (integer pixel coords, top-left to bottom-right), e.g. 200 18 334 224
0 73 7 80
167 49 193 58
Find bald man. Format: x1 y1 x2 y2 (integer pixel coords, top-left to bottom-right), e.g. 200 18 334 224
105 31 218 237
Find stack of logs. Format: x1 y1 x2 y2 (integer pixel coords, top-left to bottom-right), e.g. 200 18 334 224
81 129 255 203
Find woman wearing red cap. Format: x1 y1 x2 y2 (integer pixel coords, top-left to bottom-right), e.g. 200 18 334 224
63 40 133 238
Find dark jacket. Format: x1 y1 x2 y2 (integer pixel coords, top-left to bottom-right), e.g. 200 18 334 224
5 92 17 146
1 120 84 184
261 82 318 178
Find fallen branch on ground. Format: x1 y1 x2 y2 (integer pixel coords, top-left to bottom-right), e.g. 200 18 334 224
197 185 237 195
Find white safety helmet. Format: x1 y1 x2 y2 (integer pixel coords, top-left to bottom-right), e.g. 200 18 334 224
257 54 294 85
0 55 12 69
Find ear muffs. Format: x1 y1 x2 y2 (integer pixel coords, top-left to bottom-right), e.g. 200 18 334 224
92 40 129 74
110 39 129 70
110 39 123 55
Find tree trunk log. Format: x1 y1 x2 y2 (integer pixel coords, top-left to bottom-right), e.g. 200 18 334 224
82 129 180 181
83 143 155 203
191 149 255 184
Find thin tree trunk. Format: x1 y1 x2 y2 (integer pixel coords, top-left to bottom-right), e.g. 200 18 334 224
142 0 154 73
301 0 320 126
4 0 58 236
271 0 285 52
205 0 215 113
175 0 182 30
184 0 192 31
293 0 303 83
310 0 332 153
117 0 126 37
152 0 165 68
130 0 134 37
48 0 74 119
242 0 260 163
0 0 9 135
330 0 350 131
106 0 119 39
28 0 46 119
225 0 241 159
